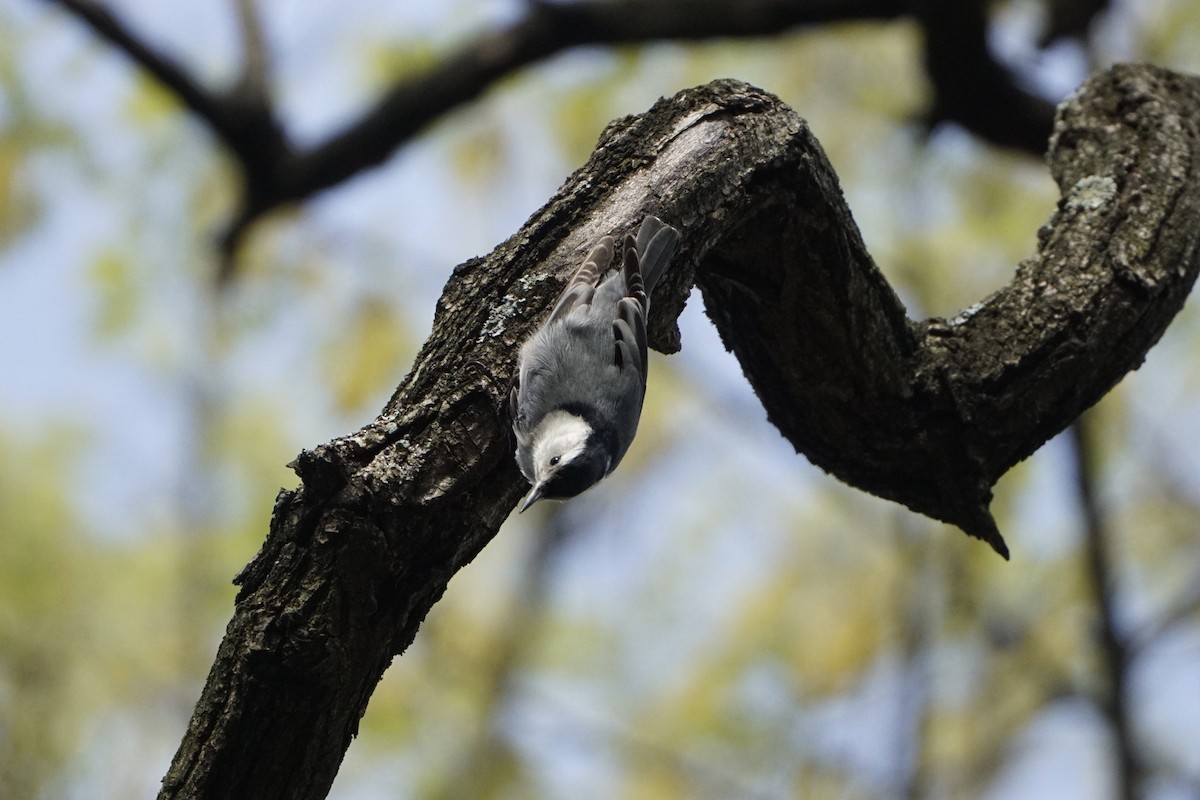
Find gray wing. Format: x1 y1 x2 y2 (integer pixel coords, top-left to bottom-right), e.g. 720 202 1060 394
511 235 616 443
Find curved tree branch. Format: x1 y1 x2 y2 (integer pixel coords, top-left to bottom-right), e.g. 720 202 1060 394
159 63 1200 798
702 63 1200 554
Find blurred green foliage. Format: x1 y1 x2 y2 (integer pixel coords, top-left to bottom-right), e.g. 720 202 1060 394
1 2 1198 799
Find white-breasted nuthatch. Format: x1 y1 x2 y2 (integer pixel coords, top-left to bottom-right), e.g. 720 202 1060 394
510 216 681 512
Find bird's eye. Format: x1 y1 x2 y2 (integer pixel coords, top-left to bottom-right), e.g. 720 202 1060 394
550 455 561 466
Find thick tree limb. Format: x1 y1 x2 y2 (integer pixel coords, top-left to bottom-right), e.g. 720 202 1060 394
701 64 1200 555
159 64 1200 798
44 0 1063 257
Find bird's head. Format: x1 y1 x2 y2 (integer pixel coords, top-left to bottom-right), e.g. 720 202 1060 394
520 410 610 512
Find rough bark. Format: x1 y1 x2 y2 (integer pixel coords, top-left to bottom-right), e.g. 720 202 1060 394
159 64 1200 799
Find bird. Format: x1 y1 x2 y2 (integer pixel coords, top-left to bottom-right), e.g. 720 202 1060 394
510 215 681 512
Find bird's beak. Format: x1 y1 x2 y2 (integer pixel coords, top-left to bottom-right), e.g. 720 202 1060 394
519 485 544 513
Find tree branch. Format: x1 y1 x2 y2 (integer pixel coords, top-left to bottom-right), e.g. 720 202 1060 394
46 0 221 124
45 0 285 153
699 64 1200 555
159 64 1200 798
244 0 908 230
231 0 270 106
1071 416 1140 799
43 0 289 268
915 0 1057 153
44 0 1069 257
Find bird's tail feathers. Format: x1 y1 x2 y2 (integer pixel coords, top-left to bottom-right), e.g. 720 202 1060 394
548 235 615 323
621 233 647 311
633 215 681 292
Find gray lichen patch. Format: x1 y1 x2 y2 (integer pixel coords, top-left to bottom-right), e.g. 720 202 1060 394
1066 175 1117 211
479 272 554 342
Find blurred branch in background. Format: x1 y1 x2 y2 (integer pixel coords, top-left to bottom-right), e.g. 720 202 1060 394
43 0 287 271
1132 570 1200 655
890 514 936 800
1070 415 1139 800
426 506 573 800
41 0 1077 267
915 0 1055 152
230 0 270 107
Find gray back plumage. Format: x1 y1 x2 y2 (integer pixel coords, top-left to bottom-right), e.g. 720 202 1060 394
511 216 681 480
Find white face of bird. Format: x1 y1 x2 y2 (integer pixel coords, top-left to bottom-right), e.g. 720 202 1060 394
530 410 591 485
519 411 593 512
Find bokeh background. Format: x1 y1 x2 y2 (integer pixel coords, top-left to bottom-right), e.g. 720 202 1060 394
1 1 1199 798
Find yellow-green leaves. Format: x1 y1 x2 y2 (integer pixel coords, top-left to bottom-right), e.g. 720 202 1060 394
322 297 412 413
88 250 138 338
